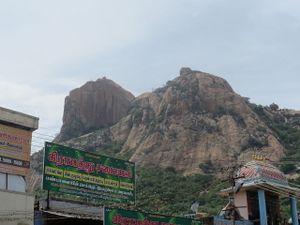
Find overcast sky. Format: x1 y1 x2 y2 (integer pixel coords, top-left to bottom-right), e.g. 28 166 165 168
1 0 299 153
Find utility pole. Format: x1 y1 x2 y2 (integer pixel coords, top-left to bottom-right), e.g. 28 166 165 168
46 190 50 210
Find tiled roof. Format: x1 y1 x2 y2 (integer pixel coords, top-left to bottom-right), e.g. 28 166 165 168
237 160 289 186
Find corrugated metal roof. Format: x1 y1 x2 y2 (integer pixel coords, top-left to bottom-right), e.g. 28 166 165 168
39 199 103 220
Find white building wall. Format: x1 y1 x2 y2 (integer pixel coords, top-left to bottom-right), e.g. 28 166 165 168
0 190 34 225
0 173 5 189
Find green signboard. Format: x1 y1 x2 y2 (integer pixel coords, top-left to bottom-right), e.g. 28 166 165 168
104 207 202 225
42 142 135 204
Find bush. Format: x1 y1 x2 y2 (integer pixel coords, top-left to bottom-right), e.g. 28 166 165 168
199 160 213 173
280 163 296 174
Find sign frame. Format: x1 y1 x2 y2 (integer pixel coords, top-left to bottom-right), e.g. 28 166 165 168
42 142 136 205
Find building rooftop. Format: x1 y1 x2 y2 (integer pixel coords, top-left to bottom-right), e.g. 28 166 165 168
0 106 39 131
39 199 103 220
237 160 288 187
222 160 300 198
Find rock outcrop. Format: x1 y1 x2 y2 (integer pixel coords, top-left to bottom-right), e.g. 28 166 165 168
63 68 286 175
55 78 134 141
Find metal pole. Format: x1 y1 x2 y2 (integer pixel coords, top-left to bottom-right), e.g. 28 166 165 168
258 190 268 225
290 197 299 225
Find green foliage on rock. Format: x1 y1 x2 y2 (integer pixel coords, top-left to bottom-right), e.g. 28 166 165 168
96 142 124 157
95 142 137 161
280 163 296 174
199 160 214 173
271 123 300 158
251 104 300 162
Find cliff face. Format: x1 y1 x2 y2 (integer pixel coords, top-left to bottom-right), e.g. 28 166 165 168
63 68 286 175
55 78 134 142
114 69 284 174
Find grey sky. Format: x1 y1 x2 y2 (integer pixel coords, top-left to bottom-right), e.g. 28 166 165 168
0 0 299 152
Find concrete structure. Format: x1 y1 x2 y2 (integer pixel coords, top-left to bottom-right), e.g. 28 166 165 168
0 190 34 225
219 159 300 225
0 106 39 225
0 106 39 131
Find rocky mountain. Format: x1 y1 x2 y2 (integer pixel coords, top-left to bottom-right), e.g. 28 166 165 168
28 69 300 215
60 68 286 175
55 77 134 142
262 105 300 129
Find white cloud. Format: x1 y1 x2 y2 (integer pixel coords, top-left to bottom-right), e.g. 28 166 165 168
0 81 64 152
0 0 299 154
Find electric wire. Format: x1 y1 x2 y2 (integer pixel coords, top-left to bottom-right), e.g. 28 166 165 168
34 132 56 139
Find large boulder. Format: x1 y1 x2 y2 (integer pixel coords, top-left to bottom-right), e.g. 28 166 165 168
55 77 134 141
63 68 286 175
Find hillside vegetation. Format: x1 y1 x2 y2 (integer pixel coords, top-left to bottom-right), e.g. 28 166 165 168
135 167 228 216
251 104 300 172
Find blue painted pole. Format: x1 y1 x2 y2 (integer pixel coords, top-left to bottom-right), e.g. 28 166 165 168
290 197 299 225
258 190 268 225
